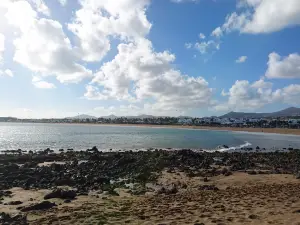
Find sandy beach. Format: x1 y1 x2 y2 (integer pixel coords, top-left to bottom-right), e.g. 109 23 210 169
2 172 300 225
1 149 300 224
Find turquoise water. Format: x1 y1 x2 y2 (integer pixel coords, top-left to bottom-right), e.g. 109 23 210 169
0 123 300 151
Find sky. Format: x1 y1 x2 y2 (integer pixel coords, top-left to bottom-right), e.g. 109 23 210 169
0 0 300 118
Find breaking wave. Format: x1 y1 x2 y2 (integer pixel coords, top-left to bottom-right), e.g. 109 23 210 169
214 141 252 152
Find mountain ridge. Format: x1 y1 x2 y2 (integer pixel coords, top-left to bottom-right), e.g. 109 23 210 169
219 107 300 119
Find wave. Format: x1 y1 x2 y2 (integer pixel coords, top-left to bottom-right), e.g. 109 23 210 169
214 141 252 152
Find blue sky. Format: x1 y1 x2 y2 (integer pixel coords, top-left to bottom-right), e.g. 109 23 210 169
0 0 300 118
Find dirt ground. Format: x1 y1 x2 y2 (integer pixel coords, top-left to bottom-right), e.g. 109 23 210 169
2 171 300 225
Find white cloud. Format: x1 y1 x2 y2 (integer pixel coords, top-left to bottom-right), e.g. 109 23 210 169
199 33 206 39
215 79 275 111
235 56 247 63
214 0 300 35
1 69 13 77
29 0 50 16
274 84 300 105
57 0 67 6
211 27 223 37
216 78 300 111
194 40 220 54
5 1 92 84
265 52 300 79
68 0 152 62
0 33 4 63
86 38 213 110
32 76 56 89
93 104 185 117
185 43 192 49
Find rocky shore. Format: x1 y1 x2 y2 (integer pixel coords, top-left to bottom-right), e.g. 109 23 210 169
1 148 300 224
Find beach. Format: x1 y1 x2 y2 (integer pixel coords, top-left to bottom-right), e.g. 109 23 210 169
1 149 300 224
57 123 300 136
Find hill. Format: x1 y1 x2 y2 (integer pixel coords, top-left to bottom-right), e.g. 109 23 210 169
220 107 300 119
66 114 97 120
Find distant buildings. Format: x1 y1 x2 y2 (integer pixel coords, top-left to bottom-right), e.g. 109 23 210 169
1 115 300 129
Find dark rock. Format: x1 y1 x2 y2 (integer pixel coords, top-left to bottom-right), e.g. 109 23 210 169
44 189 76 200
0 212 27 225
248 214 258 219
6 201 23 205
199 185 219 191
0 190 12 198
293 209 300 213
64 199 71 203
224 171 232 176
21 201 56 212
247 170 257 175
295 173 300 179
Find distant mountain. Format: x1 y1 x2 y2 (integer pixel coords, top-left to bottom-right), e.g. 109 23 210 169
102 114 118 119
66 114 97 120
220 107 300 119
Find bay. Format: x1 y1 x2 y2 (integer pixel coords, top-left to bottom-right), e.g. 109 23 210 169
0 122 300 152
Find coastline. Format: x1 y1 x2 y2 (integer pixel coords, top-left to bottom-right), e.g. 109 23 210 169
2 121 300 135
1 150 300 224
53 123 300 136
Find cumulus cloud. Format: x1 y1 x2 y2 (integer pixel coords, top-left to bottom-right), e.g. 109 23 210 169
199 33 206 39
211 27 223 37
215 79 274 111
68 0 152 62
194 40 220 54
86 38 213 110
0 69 13 77
2 0 92 83
57 0 67 6
13 18 92 83
213 0 300 35
236 56 247 63
32 76 56 89
216 78 300 111
273 84 300 105
185 43 192 49
265 52 300 79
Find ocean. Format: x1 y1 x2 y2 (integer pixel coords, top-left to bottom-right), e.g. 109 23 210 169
0 122 300 152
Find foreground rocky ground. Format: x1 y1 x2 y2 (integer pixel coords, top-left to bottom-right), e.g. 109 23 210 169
1 148 300 224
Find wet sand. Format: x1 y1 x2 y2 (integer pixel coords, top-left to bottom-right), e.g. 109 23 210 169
2 172 300 225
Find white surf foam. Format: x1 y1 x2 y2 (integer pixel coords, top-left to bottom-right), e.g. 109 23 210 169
214 141 252 152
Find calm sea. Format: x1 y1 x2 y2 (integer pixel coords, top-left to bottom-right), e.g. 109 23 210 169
0 123 300 152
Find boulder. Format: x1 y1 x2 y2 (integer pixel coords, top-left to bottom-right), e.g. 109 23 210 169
44 189 76 200
0 212 27 225
5 201 23 205
21 201 56 212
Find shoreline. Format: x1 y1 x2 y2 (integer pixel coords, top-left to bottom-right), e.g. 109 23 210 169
3 121 300 136
1 150 300 224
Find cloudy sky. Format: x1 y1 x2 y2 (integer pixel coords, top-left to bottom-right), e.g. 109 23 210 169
0 0 300 118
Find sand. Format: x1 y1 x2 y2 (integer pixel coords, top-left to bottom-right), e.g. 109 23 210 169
2 172 300 225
